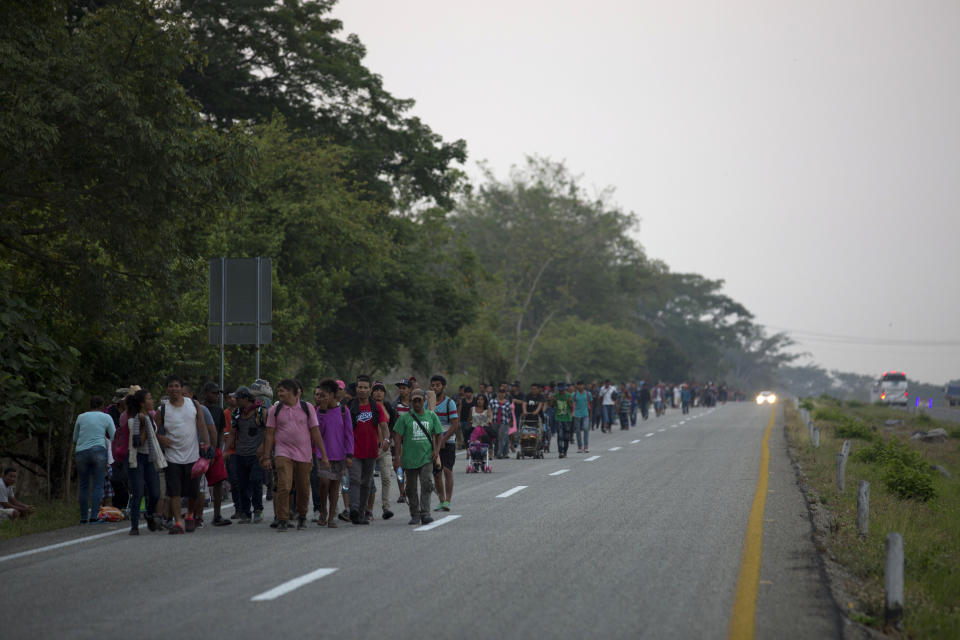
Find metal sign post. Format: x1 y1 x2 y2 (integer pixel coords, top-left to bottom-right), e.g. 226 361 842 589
209 258 273 405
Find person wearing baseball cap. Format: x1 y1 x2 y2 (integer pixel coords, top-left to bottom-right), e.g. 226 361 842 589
392 388 442 525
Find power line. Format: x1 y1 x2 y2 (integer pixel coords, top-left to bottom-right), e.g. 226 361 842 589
763 325 960 348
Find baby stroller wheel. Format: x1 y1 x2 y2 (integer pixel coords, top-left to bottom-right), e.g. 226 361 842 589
484 466 492 473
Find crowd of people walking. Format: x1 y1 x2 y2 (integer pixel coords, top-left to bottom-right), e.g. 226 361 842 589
65 375 739 534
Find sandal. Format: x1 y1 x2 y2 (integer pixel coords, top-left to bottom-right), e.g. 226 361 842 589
327 520 338 528
317 515 327 527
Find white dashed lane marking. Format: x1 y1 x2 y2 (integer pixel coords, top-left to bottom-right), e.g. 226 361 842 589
251 568 338 601
549 469 570 476
645 433 655 438
415 515 461 531
608 446 622 451
630 439 641 444
584 455 601 462
496 486 528 498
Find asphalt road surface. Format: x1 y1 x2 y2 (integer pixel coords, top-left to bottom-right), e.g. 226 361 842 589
0 404 843 639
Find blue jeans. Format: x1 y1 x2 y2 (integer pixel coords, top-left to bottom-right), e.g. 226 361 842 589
76 446 107 521
601 405 616 431
496 422 510 458
630 405 638 426
574 416 590 448
235 455 264 516
128 454 160 528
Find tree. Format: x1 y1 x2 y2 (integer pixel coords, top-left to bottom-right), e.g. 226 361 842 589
453 157 652 377
175 0 467 209
528 317 648 383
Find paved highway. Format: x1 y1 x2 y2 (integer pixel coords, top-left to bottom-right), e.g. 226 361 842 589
0 404 842 639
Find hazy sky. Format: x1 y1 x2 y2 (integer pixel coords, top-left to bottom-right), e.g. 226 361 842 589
333 1 960 384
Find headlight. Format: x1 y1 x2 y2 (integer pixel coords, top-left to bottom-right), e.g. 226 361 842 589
769 395 777 403
756 396 764 404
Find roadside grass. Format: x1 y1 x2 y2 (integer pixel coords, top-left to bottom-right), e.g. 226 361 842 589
0 498 78 541
786 401 960 639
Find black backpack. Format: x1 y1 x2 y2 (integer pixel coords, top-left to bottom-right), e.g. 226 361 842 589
273 400 311 420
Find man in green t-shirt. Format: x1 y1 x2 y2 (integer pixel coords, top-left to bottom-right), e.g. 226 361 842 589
393 389 443 525
554 383 574 458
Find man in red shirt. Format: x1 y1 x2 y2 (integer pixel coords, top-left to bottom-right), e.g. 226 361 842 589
346 375 389 525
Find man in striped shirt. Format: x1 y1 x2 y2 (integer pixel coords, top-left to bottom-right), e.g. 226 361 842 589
489 383 512 460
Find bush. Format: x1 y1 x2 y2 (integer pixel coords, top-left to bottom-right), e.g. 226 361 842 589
855 438 937 501
950 428 960 439
814 406 874 441
835 422 876 441
845 400 866 408
799 398 815 411
883 458 936 501
915 412 933 425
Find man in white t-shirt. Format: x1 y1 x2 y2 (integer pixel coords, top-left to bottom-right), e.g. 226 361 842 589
599 380 617 433
0 467 34 520
156 375 211 534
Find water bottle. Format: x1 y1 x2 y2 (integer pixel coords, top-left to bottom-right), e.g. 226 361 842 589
396 467 404 483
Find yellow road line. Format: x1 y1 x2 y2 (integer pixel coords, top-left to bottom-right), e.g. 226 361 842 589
728 407 775 640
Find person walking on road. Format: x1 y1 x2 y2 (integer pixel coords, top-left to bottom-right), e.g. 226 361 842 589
226 386 267 524
262 379 330 531
489 383 512 459
125 390 165 534
371 381 395 521
156 376 212 534
313 378 352 528
430 375 460 513
346 375 389 525
599 380 617 433
553 383 574 458
572 381 591 453
393 389 442 525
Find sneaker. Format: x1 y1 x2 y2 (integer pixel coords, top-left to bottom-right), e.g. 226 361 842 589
359 515 370 525
169 524 185 535
230 512 241 520
441 501 450 512
433 503 445 512
213 515 232 527
276 520 288 532
238 515 252 524
420 515 434 525
297 516 307 530
270 519 279 529
253 511 263 524
577 448 583 453
382 509 394 520
129 527 139 536
146 515 158 532
337 509 350 522
184 517 196 533
349 509 361 525
584 448 589 453
408 516 420 525
559 453 566 459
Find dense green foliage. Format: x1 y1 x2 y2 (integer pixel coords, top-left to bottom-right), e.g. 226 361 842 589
2 0 797 494
855 438 937 501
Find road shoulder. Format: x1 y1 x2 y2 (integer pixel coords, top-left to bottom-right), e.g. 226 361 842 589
754 407 844 640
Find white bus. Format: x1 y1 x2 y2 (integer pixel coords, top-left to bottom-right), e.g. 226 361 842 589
870 371 909 406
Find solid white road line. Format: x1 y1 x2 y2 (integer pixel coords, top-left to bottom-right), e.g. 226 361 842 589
549 469 570 476
414 515 461 531
630 439 641 444
251 568 338 601
584 455 601 462
608 446 622 451
496 485 528 498
0 501 235 565
645 433 655 437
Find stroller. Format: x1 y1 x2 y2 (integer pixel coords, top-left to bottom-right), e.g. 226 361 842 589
465 430 492 473
517 417 544 459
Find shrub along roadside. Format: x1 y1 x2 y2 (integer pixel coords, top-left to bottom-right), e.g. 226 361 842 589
786 401 960 639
